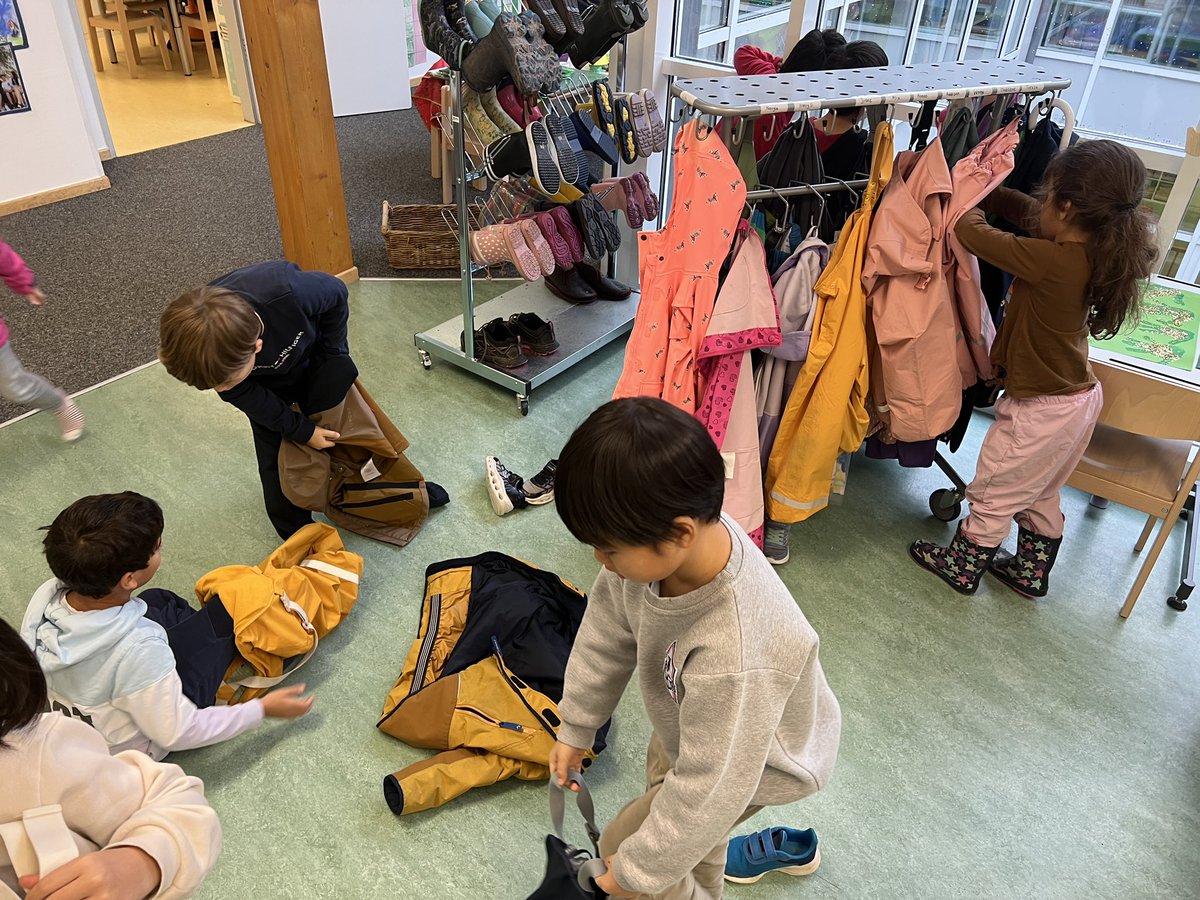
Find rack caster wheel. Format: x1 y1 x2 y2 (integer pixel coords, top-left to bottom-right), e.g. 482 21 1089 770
929 489 962 522
1168 595 1188 611
418 350 432 370
518 397 529 417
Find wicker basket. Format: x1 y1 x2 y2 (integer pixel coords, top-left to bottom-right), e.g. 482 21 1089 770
381 201 463 270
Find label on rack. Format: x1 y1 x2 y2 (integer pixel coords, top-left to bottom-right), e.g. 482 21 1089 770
757 101 795 115
966 87 989 98
361 458 383 482
721 451 736 480
941 88 967 100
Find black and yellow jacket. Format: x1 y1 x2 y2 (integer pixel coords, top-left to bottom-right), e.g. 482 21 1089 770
377 553 607 815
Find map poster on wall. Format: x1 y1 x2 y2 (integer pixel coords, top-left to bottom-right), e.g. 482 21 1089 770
1092 278 1200 372
0 41 29 116
0 0 26 51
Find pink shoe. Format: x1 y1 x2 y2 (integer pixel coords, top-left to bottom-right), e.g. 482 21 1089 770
513 220 556 276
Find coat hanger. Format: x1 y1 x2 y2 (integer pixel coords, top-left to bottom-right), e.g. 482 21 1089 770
789 180 828 236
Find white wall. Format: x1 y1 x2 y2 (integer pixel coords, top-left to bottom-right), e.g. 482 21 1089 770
0 0 106 208
53 0 113 156
319 0 412 117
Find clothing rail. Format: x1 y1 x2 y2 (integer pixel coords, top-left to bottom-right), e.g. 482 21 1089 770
746 178 869 202
671 60 1072 118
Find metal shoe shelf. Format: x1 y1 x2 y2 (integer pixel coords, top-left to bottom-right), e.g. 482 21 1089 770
415 59 638 417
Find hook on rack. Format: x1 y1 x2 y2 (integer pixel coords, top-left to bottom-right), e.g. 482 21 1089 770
788 180 828 233
825 176 859 208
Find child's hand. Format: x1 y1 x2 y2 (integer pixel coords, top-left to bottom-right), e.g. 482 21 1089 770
261 683 315 719
548 740 587 791
306 427 340 450
595 856 636 899
23 288 44 306
19 846 160 900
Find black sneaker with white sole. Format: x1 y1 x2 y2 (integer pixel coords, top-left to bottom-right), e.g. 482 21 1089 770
522 459 557 505
486 456 528 516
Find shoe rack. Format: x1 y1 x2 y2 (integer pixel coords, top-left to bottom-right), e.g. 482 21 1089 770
414 49 639 417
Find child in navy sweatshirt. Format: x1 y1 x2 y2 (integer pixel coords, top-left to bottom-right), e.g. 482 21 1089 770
159 261 358 539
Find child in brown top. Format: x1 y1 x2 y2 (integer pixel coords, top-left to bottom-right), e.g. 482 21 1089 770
910 140 1156 598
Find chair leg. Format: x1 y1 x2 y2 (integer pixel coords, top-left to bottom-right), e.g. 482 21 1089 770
182 33 197 72
1135 514 1157 552
106 30 119 64
87 24 106 71
1121 508 1187 618
204 30 221 77
155 20 173 70
431 127 441 179
125 30 141 77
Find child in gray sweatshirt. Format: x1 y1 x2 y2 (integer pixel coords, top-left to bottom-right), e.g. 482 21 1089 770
549 397 842 899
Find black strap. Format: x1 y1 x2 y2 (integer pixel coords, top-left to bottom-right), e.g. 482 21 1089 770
911 99 938 152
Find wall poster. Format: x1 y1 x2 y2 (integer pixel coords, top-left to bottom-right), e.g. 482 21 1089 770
0 41 29 116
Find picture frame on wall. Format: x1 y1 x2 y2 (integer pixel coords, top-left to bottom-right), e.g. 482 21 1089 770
0 0 25 51
0 41 30 115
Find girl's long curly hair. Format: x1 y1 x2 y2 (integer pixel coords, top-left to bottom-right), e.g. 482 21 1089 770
1040 140 1157 339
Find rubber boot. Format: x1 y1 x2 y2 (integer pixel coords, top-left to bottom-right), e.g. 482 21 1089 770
463 10 559 96
909 523 1000 596
989 524 1063 598
465 0 494 38
569 0 634 67
420 0 470 68
445 0 479 44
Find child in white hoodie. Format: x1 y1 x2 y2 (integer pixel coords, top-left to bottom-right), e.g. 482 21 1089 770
21 491 313 761
0 617 221 899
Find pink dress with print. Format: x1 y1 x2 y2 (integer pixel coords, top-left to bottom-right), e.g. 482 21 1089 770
614 121 747 411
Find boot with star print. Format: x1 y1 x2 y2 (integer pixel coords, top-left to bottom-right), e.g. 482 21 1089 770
988 524 1062 598
909 523 1000 595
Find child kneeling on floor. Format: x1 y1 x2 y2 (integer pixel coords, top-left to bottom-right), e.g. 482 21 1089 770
1 618 222 899
549 397 842 899
21 491 313 761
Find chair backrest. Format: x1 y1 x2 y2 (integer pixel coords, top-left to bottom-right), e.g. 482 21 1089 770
1091 359 1200 442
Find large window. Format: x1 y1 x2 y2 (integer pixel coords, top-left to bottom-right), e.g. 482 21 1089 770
817 0 1029 65
1042 0 1200 71
674 0 795 65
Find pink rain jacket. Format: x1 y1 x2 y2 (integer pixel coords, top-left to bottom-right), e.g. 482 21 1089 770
0 239 37 346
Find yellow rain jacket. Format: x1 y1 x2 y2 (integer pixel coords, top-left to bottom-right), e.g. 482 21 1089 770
765 123 895 523
195 523 363 703
377 553 606 815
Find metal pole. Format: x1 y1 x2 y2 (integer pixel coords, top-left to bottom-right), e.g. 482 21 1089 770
452 69 475 361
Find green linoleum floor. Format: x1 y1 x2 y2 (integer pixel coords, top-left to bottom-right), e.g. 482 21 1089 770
2 279 1199 899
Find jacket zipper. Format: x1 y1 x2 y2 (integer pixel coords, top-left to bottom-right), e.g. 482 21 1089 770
409 593 442 696
342 481 422 491
458 705 524 731
340 493 415 510
490 636 557 738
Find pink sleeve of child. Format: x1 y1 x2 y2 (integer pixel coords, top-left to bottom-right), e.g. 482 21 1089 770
0 239 37 295
734 45 782 76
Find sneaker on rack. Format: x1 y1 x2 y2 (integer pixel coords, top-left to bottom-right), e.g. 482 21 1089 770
485 456 529 516
522 459 557 505
762 518 791 565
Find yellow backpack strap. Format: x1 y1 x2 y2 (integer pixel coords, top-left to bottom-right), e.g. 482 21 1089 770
0 804 79 896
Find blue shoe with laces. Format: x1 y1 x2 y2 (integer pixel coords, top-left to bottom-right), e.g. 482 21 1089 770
724 826 820 884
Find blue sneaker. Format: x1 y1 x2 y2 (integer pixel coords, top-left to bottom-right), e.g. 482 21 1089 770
724 826 820 884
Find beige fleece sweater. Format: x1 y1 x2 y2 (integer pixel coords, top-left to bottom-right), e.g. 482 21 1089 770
0 714 221 898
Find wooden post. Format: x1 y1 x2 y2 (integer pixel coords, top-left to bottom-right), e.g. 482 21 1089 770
240 0 357 282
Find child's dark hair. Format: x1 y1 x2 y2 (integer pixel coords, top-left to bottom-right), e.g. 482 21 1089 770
1040 140 1157 339
42 492 164 599
0 617 46 747
555 398 725 548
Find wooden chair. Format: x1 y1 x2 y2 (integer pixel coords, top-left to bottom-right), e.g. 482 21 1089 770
1066 358 1200 617
179 0 223 78
83 0 173 78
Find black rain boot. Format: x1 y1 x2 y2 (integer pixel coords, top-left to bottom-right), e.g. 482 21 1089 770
989 524 1063 598
909 523 1000 596
420 0 470 68
569 0 635 68
444 0 479 44
551 0 587 46
463 11 560 96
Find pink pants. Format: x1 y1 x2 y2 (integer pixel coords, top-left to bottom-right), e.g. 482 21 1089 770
963 384 1104 546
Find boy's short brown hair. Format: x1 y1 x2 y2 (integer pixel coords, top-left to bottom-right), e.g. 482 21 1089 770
159 285 260 390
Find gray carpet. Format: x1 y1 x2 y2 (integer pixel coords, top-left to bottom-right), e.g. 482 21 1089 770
0 108 445 423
